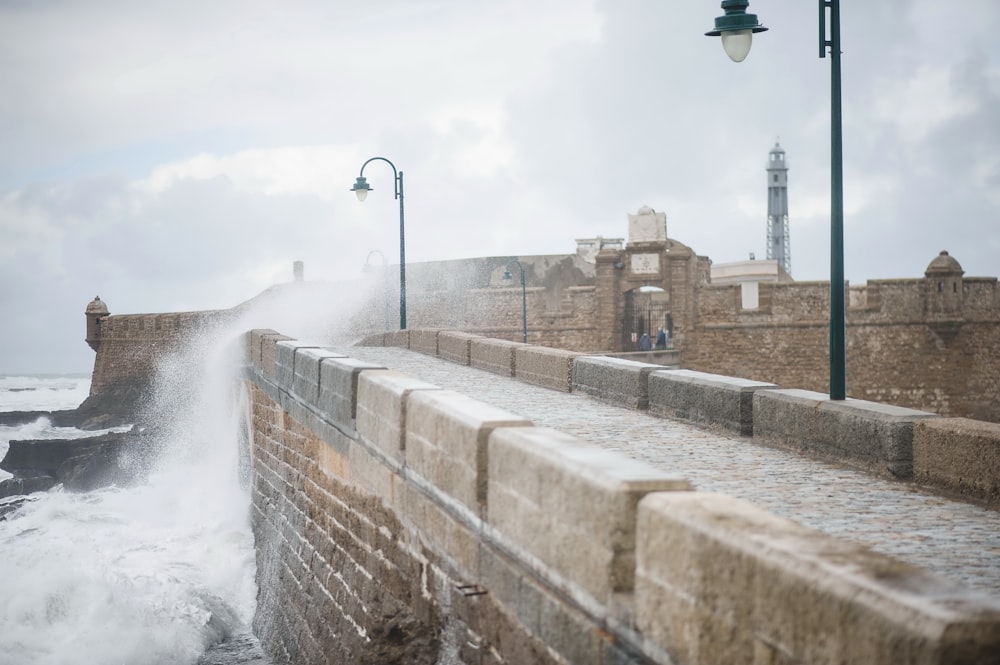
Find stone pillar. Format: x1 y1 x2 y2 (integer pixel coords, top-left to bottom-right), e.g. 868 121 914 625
595 248 625 352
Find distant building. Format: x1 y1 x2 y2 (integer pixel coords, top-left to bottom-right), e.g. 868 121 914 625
766 142 791 276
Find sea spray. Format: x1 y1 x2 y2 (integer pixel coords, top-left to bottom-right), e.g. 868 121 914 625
0 276 385 664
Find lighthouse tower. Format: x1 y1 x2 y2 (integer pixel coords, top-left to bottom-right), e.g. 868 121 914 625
766 142 791 276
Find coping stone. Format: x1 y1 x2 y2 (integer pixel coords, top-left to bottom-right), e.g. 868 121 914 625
753 389 938 478
648 369 777 435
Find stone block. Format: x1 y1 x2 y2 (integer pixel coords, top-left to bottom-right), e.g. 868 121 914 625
514 346 582 392
914 417 1000 505
753 389 938 478
275 340 324 393
384 330 410 348
406 390 533 513
487 427 690 605
572 356 662 409
636 491 1000 665
292 347 347 407
317 357 387 433
438 331 479 366
356 370 442 467
470 338 523 376
408 329 441 356
253 330 293 380
648 369 777 435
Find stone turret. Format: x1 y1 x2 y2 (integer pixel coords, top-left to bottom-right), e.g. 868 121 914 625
85 296 109 351
924 250 964 338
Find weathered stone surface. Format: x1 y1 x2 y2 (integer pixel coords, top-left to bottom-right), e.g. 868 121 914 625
753 389 938 477
405 389 532 512
274 340 323 393
648 369 777 435
488 426 690 604
470 337 522 376
914 417 1000 504
572 355 661 409
408 329 441 357
437 331 478 366
291 347 346 406
356 370 441 467
636 491 1000 665
514 345 581 392
316 357 387 433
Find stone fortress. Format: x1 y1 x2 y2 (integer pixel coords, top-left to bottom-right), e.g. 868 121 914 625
78 205 1000 665
84 205 1000 425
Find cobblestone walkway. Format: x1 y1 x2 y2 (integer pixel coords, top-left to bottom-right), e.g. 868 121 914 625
341 346 1000 597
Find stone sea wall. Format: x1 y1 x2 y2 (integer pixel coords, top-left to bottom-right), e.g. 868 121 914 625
241 328 1000 665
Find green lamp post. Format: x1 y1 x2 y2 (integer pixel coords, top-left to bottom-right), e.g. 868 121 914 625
706 0 846 401
352 157 406 330
502 259 528 344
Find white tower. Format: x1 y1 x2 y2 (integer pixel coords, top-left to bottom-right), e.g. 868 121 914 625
766 142 791 276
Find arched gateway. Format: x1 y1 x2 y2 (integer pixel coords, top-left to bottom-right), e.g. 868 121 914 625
592 206 710 353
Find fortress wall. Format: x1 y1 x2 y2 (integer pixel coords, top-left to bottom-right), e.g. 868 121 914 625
404 285 600 352
685 279 1000 421
245 329 1000 665
81 309 234 422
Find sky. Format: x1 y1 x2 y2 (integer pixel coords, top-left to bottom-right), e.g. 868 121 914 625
1 0 998 374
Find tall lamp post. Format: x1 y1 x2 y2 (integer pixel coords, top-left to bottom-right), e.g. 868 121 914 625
351 157 406 330
502 259 527 344
363 249 390 332
706 0 846 400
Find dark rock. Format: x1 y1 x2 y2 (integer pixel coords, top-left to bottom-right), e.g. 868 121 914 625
0 410 82 428
0 495 38 520
0 474 57 500
0 428 153 496
74 380 148 430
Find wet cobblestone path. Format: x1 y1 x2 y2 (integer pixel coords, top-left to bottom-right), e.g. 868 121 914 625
343 345 1000 596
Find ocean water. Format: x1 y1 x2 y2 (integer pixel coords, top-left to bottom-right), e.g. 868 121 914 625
0 368 261 665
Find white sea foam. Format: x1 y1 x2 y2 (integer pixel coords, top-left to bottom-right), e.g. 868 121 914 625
0 280 378 664
0 375 91 413
0 346 257 664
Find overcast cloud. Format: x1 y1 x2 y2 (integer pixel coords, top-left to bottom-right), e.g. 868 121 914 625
1 0 997 373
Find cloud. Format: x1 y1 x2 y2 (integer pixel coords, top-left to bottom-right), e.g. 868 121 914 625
1 0 998 374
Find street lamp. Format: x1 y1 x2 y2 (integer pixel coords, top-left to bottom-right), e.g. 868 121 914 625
351 157 406 330
502 259 527 344
363 249 390 332
706 0 846 401
704 0 767 63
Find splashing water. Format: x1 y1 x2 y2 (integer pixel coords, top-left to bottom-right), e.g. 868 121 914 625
0 278 380 665
0 343 257 665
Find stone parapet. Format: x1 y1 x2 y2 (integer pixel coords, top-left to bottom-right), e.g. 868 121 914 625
437 331 478 366
242 329 1000 665
488 426 690 605
914 418 1000 505
753 389 938 478
405 389 532 513
292 347 346 406
514 345 582 392
318 357 387 433
649 369 777 435
572 356 662 409
384 330 410 348
470 337 523 376
356 370 441 468
274 340 324 393
636 492 1000 665
408 329 440 356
